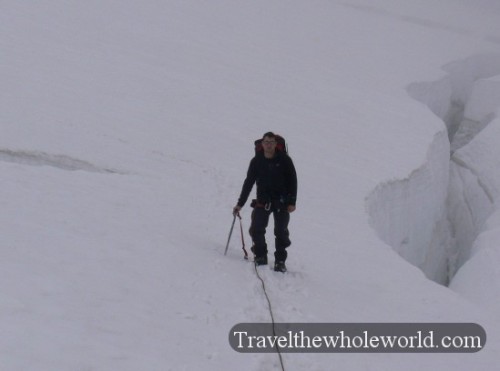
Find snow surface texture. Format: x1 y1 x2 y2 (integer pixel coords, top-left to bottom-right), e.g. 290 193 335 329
1 1 500 370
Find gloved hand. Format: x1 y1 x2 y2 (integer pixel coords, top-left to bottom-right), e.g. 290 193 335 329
233 205 242 216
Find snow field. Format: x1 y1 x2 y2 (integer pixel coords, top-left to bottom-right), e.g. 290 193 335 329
2 1 500 370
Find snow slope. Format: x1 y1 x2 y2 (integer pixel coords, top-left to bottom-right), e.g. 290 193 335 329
1 1 500 370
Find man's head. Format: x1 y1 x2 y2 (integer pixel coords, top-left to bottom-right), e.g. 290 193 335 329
262 132 277 158
262 131 276 140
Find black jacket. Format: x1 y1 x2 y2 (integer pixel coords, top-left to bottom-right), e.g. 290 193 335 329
237 151 297 207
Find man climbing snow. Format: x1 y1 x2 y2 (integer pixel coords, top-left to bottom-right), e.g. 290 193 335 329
233 132 297 272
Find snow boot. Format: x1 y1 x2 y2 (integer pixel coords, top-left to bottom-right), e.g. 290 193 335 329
274 261 287 273
254 255 268 266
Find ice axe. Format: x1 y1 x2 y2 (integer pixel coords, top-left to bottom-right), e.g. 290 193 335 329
224 212 248 259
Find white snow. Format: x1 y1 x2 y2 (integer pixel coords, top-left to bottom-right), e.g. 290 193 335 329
1 1 500 370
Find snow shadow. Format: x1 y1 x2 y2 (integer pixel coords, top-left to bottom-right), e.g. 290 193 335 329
0 148 123 174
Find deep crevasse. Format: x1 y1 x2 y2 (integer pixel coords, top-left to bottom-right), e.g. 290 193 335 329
365 131 450 284
366 53 500 286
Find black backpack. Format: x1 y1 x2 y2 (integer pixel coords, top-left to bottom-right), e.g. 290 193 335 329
254 135 287 155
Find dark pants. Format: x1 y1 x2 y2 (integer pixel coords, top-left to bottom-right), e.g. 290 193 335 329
250 206 291 262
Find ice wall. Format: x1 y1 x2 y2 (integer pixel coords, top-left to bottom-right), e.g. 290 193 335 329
366 131 450 284
450 181 500 313
448 110 500 305
451 77 500 152
367 54 500 285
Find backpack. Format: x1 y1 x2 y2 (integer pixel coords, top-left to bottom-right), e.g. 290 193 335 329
254 134 287 155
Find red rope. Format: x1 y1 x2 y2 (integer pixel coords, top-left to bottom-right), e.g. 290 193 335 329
236 213 249 259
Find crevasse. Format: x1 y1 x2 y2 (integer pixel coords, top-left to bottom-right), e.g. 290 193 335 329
366 53 500 286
